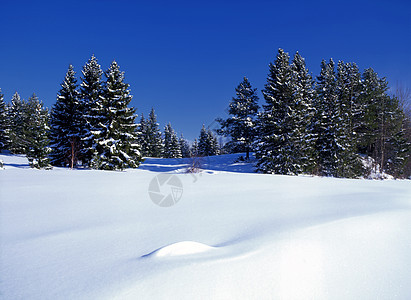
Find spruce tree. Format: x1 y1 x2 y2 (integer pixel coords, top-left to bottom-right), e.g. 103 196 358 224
24 94 52 169
90 60 142 170
191 138 199 157
137 113 149 157
217 77 259 160
8 92 27 154
290 52 316 173
335 61 363 177
0 89 8 151
357 68 407 175
79 55 103 166
179 134 191 158
312 59 345 176
198 125 218 156
163 123 181 158
146 108 163 157
49 65 82 167
256 49 299 175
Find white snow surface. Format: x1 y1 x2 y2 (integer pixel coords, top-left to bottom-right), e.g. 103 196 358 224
1 153 411 299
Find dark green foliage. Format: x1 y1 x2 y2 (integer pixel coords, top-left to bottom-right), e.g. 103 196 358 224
179 134 191 158
8 92 27 154
0 90 8 151
79 55 104 166
217 77 259 160
198 125 218 156
144 108 164 157
49 65 82 167
290 52 317 174
24 94 52 169
90 61 142 170
163 123 181 158
256 49 301 175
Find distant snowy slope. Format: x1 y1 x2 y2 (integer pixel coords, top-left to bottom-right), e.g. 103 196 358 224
0 153 410 299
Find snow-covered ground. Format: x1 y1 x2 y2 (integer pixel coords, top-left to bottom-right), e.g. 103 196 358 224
1 153 410 299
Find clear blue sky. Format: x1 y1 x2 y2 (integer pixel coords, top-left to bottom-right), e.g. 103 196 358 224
1 0 410 140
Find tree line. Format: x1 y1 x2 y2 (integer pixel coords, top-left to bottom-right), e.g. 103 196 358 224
0 50 410 178
0 55 220 170
217 49 410 178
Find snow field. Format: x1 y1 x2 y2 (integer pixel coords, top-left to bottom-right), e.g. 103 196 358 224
1 153 410 299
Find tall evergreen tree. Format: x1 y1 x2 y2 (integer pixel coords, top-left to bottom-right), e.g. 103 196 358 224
163 123 181 158
179 134 191 158
311 59 345 176
191 138 199 157
217 77 259 160
8 92 27 154
90 60 142 170
256 49 299 175
198 125 218 156
145 108 163 157
357 68 408 175
290 52 316 173
137 113 150 156
335 61 363 177
49 65 82 167
79 55 104 166
0 89 8 151
24 94 52 169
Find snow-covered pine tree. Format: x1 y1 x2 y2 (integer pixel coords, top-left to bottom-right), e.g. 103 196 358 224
49 65 83 168
179 134 191 158
255 49 299 175
137 113 150 157
217 77 259 160
8 92 27 154
209 129 219 156
0 89 8 151
290 52 316 174
198 125 212 156
191 138 199 157
385 103 410 178
79 55 104 166
163 123 181 158
90 60 142 170
311 59 346 177
24 94 52 169
335 61 363 177
357 68 401 175
146 108 163 157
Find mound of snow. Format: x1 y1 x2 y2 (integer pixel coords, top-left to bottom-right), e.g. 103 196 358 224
145 241 216 257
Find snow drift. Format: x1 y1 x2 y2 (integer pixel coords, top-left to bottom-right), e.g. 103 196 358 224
0 153 410 299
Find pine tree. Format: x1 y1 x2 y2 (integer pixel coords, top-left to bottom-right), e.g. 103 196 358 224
335 61 363 177
217 77 259 160
311 59 346 176
49 65 82 168
191 138 199 157
145 108 163 157
198 125 218 156
163 123 181 158
90 60 142 170
290 52 316 173
137 113 150 157
8 92 27 154
79 55 104 166
179 134 191 158
357 68 406 175
24 94 52 169
0 89 8 151
198 125 211 156
256 49 299 175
